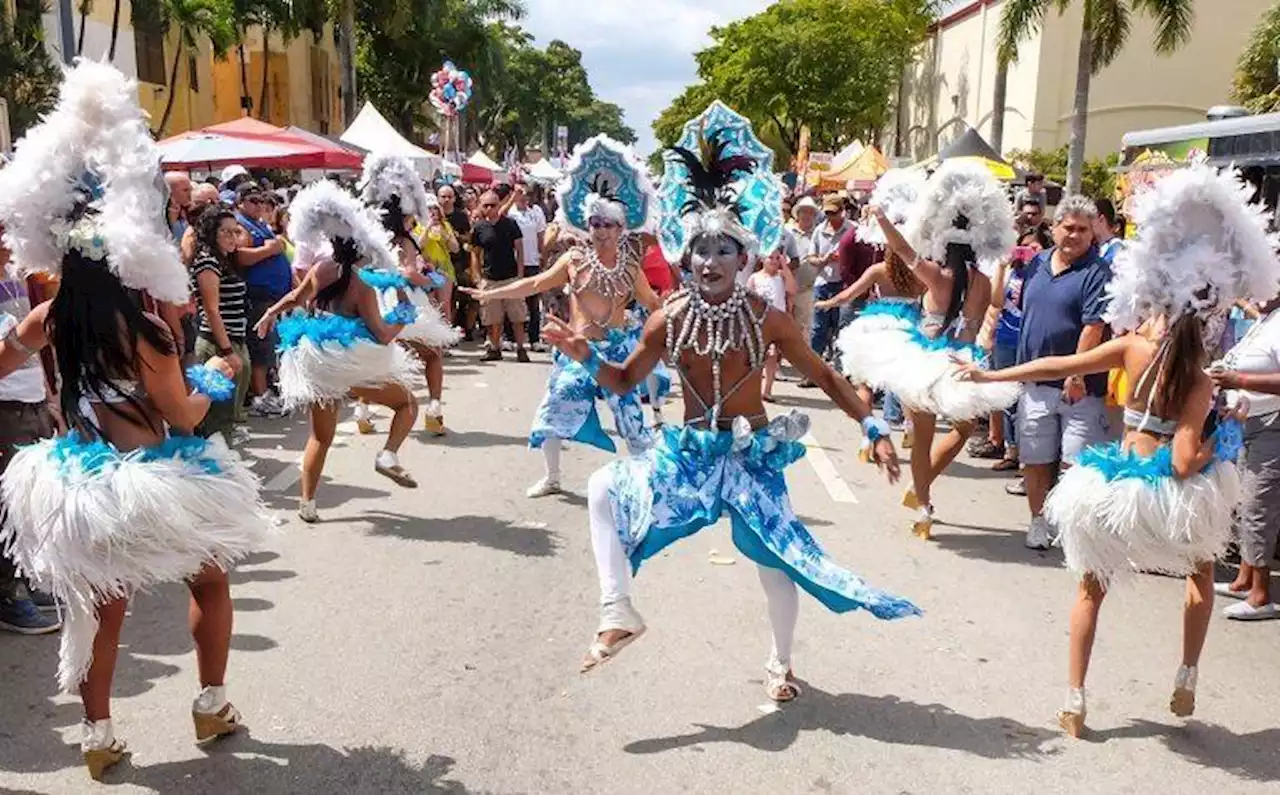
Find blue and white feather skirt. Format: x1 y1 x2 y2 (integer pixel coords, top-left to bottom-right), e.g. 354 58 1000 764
276 309 421 409
837 299 1020 420
0 431 270 691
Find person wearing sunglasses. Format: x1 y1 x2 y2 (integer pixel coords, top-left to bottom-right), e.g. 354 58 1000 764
462 136 667 499
233 183 292 419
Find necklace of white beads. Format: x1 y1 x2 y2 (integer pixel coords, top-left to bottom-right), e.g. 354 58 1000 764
664 282 767 426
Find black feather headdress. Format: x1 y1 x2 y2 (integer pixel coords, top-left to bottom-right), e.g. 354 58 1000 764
667 127 755 220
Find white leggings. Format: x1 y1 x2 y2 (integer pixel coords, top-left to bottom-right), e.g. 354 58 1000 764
541 382 664 481
587 466 799 667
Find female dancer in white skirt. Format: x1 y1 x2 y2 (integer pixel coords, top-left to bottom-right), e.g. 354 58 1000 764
838 161 1018 539
254 181 422 523
0 61 269 779
958 164 1279 737
356 152 461 436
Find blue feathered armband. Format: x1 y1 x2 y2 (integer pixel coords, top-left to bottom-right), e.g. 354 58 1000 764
424 270 447 290
186 365 236 401
383 302 419 326
861 416 890 444
1213 417 1245 462
358 268 411 291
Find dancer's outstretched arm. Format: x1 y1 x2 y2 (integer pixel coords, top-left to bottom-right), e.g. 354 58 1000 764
957 336 1130 383
138 314 218 433
541 310 665 394
769 307 900 480
0 299 49 379
255 267 320 338
815 262 885 310
461 249 572 303
872 206 945 289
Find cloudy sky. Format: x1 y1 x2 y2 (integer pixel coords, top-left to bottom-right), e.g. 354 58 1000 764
520 0 775 155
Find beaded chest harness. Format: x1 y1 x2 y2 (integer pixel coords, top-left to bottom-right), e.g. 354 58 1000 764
663 282 767 426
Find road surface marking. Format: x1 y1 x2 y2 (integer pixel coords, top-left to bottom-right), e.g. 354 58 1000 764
263 420 358 493
801 432 858 504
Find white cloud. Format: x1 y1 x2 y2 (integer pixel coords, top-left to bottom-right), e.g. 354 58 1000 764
520 0 773 154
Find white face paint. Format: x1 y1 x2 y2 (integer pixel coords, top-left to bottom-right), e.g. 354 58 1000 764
588 218 623 250
690 233 745 300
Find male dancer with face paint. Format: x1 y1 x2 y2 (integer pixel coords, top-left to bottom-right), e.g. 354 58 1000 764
462 136 667 497
541 110 920 703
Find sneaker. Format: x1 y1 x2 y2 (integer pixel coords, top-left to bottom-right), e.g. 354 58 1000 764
0 594 61 634
22 584 60 614
298 499 319 523
249 394 288 418
228 427 252 447
1025 516 1052 550
530 342 549 353
1222 600 1280 620
516 347 531 363
1005 477 1027 496
526 477 562 498
797 379 818 389
481 348 502 362
423 399 445 436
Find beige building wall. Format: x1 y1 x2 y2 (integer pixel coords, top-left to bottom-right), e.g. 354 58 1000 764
896 0 1268 162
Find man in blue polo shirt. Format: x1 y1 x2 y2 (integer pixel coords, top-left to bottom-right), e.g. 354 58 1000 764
234 182 291 416
1017 196 1115 550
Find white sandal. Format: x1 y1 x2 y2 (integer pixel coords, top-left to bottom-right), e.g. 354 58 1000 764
580 598 646 674
765 662 801 703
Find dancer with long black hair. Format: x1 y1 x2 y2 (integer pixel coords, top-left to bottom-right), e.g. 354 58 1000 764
254 181 422 523
356 152 461 436
0 61 269 779
957 164 1278 736
838 161 1019 539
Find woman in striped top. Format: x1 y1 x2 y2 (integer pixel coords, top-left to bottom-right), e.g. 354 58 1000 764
191 209 250 440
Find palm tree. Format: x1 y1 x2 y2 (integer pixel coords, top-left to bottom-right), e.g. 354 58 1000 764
1231 1 1280 114
153 0 235 136
108 0 121 60
76 0 92 55
998 0 1194 193
252 0 295 122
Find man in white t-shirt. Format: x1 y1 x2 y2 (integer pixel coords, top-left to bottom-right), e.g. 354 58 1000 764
0 239 62 634
508 181 548 345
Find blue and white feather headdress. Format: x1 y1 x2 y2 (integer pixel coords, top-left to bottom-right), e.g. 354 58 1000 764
359 152 433 221
657 101 784 264
859 168 926 248
0 59 188 304
1104 164 1280 333
555 135 655 236
287 180 397 273
912 160 1016 275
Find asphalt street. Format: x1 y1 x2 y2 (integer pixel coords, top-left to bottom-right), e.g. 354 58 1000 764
2 344 1279 794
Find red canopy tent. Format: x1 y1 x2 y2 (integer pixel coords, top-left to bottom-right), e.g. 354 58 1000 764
158 118 364 171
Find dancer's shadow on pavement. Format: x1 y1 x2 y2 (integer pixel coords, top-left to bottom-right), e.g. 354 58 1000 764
1088 719 1280 782
261 481 391 512
86 732 487 793
443 429 532 449
623 684 1059 760
928 523 1063 569
361 510 561 558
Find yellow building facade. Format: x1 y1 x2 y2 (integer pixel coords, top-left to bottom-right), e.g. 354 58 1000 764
41 1 342 137
893 0 1269 161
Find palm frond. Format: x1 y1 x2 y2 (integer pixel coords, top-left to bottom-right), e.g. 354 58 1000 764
1133 0 1194 54
1090 0 1131 72
997 0 1051 67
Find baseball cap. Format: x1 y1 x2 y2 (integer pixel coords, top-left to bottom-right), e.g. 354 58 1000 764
234 182 265 203
822 195 844 213
793 196 819 215
220 164 249 185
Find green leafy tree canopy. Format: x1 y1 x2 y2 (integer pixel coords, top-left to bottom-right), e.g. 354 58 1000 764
1231 1 1280 114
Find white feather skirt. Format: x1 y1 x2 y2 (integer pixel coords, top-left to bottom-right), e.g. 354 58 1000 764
837 300 1020 420
0 432 271 691
400 289 463 348
1044 444 1242 591
276 311 422 409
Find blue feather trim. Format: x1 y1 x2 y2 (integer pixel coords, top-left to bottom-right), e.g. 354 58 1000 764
357 267 410 291
383 302 419 326
1078 426 1241 483
46 431 224 476
857 300 988 362
276 310 376 350
185 365 235 401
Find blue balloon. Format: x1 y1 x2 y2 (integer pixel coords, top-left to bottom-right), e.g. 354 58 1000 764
443 84 456 100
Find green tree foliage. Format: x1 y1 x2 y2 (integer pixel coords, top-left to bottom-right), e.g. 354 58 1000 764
0 0 60 141
1231 1 1280 114
652 0 936 165
1007 145 1120 201
998 0 1194 193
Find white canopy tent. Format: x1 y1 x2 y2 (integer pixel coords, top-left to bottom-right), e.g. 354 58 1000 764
341 103 443 178
526 159 562 185
466 150 503 172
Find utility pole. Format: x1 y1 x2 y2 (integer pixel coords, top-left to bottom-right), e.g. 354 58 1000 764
55 0 76 65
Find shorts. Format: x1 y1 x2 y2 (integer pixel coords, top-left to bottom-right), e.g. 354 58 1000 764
1236 412 1280 566
1018 384 1114 467
247 297 281 368
480 278 529 327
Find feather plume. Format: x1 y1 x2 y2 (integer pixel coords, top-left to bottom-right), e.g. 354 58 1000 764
359 152 432 222
288 180 397 273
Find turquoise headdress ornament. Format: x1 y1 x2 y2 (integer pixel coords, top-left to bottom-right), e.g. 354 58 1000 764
657 101 785 263
556 135 656 236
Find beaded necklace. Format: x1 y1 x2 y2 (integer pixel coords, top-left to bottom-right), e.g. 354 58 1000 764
664 282 767 426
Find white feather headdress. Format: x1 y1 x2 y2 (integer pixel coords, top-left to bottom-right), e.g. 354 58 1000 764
359 152 432 222
1104 165 1280 333
287 180 396 272
913 160 1017 274
859 168 927 248
0 59 188 304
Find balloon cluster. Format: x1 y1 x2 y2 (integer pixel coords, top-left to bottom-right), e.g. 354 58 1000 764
429 61 473 117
